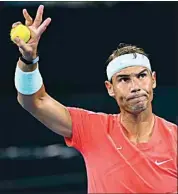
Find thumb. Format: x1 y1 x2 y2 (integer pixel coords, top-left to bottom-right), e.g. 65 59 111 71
14 37 26 51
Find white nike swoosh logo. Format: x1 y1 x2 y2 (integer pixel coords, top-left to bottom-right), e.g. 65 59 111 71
155 159 173 166
117 146 122 150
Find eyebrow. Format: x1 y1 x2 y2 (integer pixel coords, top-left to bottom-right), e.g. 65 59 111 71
116 69 148 78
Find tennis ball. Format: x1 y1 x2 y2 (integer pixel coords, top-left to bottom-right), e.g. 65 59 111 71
10 24 31 43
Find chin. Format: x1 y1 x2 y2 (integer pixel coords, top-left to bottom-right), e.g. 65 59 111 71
132 106 147 114
128 103 147 114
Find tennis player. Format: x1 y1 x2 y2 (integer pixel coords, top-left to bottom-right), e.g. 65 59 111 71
13 5 177 193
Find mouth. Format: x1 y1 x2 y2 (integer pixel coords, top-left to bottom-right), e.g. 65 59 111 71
127 94 147 101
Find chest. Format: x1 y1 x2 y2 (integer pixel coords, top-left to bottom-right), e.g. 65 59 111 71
84 134 177 193
85 129 177 173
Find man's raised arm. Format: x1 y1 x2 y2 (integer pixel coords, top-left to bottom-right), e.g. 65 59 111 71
13 5 72 138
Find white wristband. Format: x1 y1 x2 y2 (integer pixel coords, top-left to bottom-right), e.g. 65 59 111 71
14 65 43 95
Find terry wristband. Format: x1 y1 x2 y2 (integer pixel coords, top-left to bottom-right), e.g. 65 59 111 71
14 65 43 95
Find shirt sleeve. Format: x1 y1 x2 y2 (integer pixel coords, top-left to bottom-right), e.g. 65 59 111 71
64 107 108 152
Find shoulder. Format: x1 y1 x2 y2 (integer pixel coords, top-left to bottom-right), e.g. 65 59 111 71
67 107 120 133
155 115 177 140
67 106 118 121
156 115 177 129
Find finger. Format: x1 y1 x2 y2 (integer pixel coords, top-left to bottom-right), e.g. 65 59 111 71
12 21 22 28
13 37 27 51
33 5 44 28
23 9 33 26
37 17 51 36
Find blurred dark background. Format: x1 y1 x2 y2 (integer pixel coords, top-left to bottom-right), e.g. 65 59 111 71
0 1 177 193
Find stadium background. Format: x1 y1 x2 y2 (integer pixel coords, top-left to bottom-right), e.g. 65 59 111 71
0 1 177 193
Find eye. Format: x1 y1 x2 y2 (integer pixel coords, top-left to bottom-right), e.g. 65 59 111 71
138 73 147 79
119 77 130 83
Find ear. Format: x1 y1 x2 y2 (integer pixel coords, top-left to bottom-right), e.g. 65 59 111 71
152 71 156 89
105 80 115 97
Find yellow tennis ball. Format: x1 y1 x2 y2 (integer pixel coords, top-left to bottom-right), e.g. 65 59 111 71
10 24 31 43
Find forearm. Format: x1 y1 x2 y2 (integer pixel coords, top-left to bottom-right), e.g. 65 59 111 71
17 84 46 110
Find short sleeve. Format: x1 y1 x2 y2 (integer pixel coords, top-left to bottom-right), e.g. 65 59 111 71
172 124 177 144
64 107 108 152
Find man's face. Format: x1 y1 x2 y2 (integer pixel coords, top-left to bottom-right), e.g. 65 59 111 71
105 66 156 114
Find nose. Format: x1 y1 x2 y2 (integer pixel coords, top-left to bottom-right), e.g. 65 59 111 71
130 79 141 93
131 88 141 93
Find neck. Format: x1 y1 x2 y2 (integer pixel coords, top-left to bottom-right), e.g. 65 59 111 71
120 105 154 141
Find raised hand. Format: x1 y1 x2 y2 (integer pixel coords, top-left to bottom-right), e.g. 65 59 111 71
12 5 51 61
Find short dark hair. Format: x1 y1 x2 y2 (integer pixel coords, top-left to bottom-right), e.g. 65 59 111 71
107 43 148 64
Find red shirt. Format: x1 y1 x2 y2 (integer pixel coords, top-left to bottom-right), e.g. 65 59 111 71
65 108 177 193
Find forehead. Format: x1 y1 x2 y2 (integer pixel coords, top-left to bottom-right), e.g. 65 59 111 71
115 66 148 76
